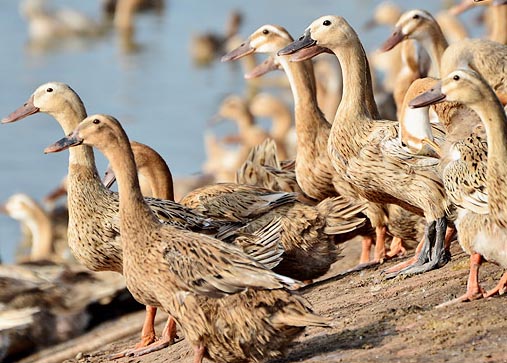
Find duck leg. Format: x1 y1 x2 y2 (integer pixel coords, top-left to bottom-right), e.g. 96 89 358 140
483 270 507 298
373 225 387 262
110 306 176 359
386 237 407 258
437 253 484 308
193 344 206 363
385 217 449 278
384 225 454 274
359 235 374 264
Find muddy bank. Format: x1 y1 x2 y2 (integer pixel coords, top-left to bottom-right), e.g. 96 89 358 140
17 241 507 363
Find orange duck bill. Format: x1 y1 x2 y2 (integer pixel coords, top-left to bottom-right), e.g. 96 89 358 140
1 96 39 123
44 132 84 154
409 82 446 108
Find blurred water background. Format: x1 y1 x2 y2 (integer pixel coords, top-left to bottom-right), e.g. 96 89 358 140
0 0 483 262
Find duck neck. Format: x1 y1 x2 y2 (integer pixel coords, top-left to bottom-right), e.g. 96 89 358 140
330 30 379 159
399 105 433 152
419 27 448 78
277 55 330 141
102 137 160 240
50 101 99 172
139 162 174 201
26 205 54 261
473 97 507 221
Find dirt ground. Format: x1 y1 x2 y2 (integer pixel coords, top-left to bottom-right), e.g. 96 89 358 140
17 239 507 363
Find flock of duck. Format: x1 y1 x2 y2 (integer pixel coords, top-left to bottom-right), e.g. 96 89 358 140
3 0 507 362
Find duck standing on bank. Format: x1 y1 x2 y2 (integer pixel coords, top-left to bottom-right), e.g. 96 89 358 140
45 114 331 363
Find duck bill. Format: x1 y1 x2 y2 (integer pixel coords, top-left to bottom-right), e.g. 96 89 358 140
221 41 254 62
290 45 331 62
245 56 280 79
493 0 507 6
409 82 446 108
102 165 117 189
1 96 39 123
380 28 405 52
277 29 316 56
44 134 84 154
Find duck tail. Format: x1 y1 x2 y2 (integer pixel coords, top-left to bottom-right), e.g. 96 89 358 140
271 307 332 328
317 196 367 235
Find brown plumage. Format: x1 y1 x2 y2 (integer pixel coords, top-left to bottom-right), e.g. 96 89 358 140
412 69 507 302
223 24 403 265
46 114 331 363
279 16 450 275
1 82 287 358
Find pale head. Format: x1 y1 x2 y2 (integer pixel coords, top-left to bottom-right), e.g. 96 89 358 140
305 15 356 48
1 193 38 221
409 69 493 110
381 9 436 51
277 15 356 59
439 69 493 106
221 24 292 61
45 114 128 155
2 82 85 127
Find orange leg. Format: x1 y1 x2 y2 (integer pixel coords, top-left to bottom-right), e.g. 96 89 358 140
437 253 484 308
484 270 507 298
373 225 387 262
110 306 176 359
359 235 373 265
386 237 407 258
193 344 206 363
383 235 425 274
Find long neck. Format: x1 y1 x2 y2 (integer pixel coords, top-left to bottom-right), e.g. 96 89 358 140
419 26 448 78
50 101 99 172
26 206 54 261
333 37 379 122
276 54 331 145
103 138 160 239
473 96 507 222
140 162 174 201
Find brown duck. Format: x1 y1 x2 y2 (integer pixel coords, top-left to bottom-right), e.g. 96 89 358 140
45 113 331 363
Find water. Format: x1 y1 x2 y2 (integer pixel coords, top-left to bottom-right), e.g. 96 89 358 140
0 0 484 262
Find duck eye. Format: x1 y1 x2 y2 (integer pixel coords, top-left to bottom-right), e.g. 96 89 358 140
453 75 460 81
262 29 269 35
93 119 100 124
323 20 331 26
413 14 419 19
46 88 53 93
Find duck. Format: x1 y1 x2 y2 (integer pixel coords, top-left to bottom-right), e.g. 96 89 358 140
249 93 296 159
0 82 285 358
222 25 397 266
1 194 55 263
19 0 104 45
278 15 450 277
381 9 448 79
0 260 128 362
45 113 331 363
190 9 243 66
211 94 270 149
410 68 507 304
105 137 368 282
